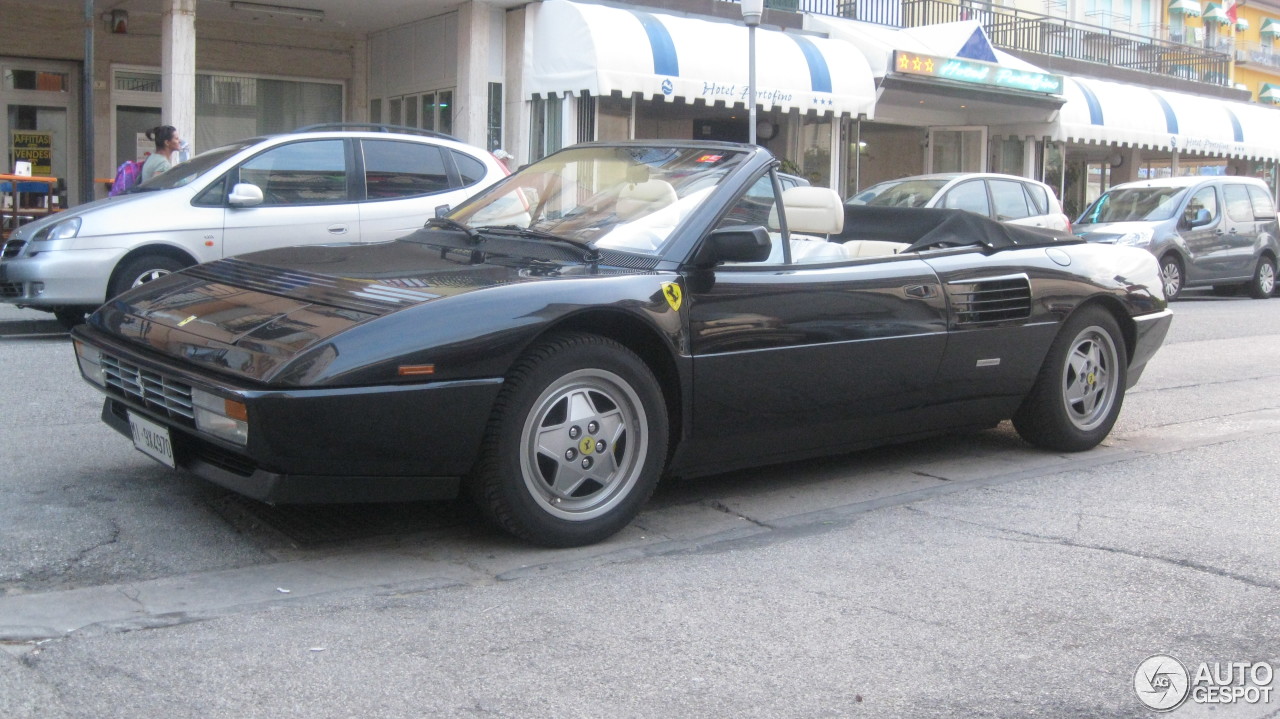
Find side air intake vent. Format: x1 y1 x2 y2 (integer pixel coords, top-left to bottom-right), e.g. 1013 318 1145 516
949 275 1032 325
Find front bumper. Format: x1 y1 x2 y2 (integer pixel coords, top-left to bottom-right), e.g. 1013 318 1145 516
1126 308 1173 388
78 328 505 504
0 247 126 307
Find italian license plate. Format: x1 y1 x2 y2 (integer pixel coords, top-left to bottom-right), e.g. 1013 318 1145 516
128 411 176 469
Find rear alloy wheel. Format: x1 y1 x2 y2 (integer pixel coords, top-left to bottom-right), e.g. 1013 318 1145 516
108 254 189 300
1159 254 1184 301
1248 256 1276 299
1014 306 1127 452
471 332 668 547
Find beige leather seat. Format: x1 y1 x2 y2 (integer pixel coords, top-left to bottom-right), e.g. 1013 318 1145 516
768 186 847 263
842 239 910 257
616 180 678 220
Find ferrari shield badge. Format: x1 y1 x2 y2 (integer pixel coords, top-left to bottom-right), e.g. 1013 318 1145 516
661 282 683 312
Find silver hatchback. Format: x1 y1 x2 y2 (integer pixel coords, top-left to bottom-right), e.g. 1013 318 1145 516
0 125 507 327
1073 176 1278 300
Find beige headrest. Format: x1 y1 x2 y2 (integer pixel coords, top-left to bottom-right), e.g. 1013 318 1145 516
617 180 678 220
768 186 845 235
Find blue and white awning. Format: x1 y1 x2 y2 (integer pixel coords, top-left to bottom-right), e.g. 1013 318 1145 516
526 0 877 117
1059 76 1280 160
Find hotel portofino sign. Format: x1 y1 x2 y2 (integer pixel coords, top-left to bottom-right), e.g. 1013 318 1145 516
892 50 1064 95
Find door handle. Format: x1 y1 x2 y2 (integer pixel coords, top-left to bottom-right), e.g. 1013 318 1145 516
328 225 348 235
904 284 938 299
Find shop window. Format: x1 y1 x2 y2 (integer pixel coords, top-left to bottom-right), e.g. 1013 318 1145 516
369 98 382 124
5 70 69 92
115 72 160 93
530 95 563 162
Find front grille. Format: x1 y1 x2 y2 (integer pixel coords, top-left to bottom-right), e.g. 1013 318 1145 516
0 281 22 299
101 353 196 425
1 239 26 259
950 276 1033 326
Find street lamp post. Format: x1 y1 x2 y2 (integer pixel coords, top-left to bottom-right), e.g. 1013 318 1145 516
741 0 763 145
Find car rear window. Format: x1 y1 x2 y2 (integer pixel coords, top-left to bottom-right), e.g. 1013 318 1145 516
1223 184 1255 222
453 151 489 186
1023 182 1049 215
1246 185 1277 219
362 140 451 199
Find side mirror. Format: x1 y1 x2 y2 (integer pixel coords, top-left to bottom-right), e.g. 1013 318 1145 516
1187 207 1213 228
690 225 772 267
228 182 264 207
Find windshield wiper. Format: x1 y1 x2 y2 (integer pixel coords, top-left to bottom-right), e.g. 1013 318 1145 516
475 225 600 262
424 217 481 243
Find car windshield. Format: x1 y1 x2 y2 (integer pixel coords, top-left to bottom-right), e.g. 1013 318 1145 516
1077 186 1188 224
132 141 259 192
846 179 949 208
445 145 748 255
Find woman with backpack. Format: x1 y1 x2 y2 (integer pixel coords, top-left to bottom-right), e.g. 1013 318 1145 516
140 125 183 181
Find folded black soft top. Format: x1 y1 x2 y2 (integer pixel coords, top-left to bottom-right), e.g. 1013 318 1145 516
837 205 1080 252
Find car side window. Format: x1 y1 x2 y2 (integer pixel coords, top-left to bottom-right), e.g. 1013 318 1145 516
362 140 450 199
237 140 347 206
1223 184 1255 222
990 179 1032 220
716 173 785 265
1184 186 1219 225
940 180 990 217
1246 185 1277 220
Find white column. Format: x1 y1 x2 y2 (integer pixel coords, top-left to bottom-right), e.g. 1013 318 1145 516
455 1 493 147
161 0 196 151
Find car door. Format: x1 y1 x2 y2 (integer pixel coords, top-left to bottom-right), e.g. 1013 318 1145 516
684 172 949 466
1179 184 1228 282
357 139 470 244
221 138 361 258
1220 182 1261 278
936 179 991 219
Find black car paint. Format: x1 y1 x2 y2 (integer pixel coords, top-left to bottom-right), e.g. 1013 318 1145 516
73 141 1170 505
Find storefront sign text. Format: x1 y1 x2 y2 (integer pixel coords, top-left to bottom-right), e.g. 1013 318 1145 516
893 50 1064 95
11 131 53 176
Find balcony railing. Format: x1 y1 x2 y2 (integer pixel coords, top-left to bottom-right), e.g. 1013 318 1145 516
1234 40 1280 71
784 0 1234 87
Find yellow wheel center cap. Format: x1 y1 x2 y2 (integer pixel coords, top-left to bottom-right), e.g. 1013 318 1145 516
1087 372 1096 386
579 437 595 455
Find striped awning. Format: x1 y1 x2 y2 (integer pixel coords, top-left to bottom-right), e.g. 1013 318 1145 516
526 0 877 117
1236 17 1250 31
1262 18 1280 37
1168 0 1203 17
1261 83 1280 103
1202 3 1231 25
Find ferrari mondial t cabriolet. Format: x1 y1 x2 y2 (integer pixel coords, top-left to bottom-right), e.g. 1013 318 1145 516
71 140 1172 547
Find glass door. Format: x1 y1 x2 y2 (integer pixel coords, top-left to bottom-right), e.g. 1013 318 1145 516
927 126 986 174
2 60 78 204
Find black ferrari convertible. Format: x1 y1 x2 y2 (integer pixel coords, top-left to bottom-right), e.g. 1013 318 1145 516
70 140 1172 547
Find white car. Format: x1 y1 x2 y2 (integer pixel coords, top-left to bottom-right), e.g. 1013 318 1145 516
0 125 508 327
847 173 1071 231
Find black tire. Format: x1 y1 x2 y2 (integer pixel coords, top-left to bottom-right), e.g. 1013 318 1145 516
53 306 88 330
108 254 189 300
1247 256 1276 299
470 332 669 547
1013 306 1127 452
1158 253 1184 301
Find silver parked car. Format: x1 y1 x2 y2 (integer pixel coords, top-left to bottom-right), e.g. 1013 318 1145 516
846 172 1071 231
1073 175 1278 300
0 124 508 327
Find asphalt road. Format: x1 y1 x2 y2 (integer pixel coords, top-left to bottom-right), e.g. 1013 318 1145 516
1 293 1278 718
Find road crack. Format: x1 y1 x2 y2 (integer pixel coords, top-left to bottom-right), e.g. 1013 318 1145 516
705 499 774 529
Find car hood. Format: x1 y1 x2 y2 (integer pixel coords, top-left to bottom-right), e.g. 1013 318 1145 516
1073 221 1161 243
89 238 587 383
8 191 159 238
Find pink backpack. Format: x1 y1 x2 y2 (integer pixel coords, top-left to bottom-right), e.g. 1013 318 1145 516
108 160 142 197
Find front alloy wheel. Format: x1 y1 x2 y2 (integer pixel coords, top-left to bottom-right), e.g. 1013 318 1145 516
471 332 668 547
1159 254 1183 301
